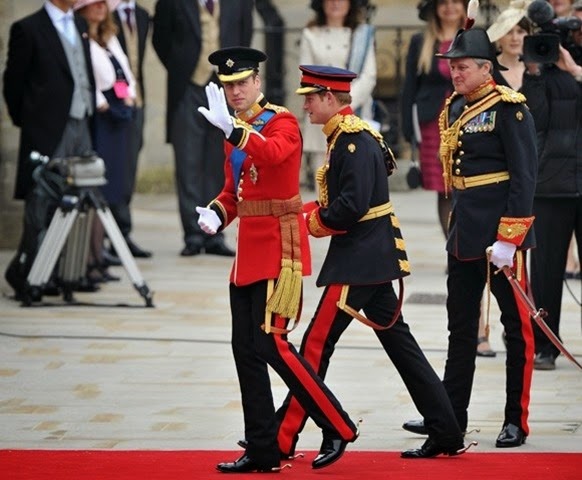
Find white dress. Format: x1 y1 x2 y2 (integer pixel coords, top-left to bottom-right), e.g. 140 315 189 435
299 25 377 154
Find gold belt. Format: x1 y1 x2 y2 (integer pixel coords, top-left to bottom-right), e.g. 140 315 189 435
358 202 393 222
451 171 510 190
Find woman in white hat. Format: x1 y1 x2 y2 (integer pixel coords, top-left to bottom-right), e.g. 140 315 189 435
487 1 532 92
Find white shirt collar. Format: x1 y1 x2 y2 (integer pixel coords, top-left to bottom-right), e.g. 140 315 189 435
117 0 136 11
45 1 74 26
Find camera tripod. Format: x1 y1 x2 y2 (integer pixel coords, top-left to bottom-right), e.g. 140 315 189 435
23 185 154 307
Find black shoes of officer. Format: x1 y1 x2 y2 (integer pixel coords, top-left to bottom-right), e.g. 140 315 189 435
236 439 295 460
401 437 466 458
311 437 349 469
402 419 428 435
534 352 556 371
495 423 527 448
216 454 279 473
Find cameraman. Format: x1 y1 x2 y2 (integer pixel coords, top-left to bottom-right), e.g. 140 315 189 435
521 0 582 370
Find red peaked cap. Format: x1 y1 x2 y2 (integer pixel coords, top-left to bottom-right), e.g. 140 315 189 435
296 65 358 95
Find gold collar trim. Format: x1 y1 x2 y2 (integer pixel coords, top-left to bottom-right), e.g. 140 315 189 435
464 79 496 103
236 94 266 122
322 113 343 138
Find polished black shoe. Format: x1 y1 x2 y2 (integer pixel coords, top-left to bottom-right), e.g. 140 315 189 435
401 438 467 458
180 244 202 256
216 454 279 473
311 437 348 470
402 419 428 435
124 237 152 258
205 240 235 257
534 352 556 371
102 249 122 267
236 439 298 460
495 423 526 448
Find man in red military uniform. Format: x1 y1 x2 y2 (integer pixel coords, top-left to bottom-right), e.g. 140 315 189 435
275 64 468 459
196 47 358 473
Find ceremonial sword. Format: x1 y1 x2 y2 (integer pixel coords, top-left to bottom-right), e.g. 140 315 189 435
497 262 582 371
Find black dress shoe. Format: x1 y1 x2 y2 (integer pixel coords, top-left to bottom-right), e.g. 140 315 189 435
180 244 202 256
402 419 428 435
312 437 348 470
236 439 297 460
496 423 526 448
401 438 466 458
205 241 235 257
102 249 122 267
124 238 152 258
216 454 279 473
534 352 556 371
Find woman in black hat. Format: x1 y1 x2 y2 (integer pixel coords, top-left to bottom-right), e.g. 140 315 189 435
401 0 467 239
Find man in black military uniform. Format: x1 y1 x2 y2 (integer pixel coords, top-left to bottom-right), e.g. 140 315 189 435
402 27 538 448
275 65 468 459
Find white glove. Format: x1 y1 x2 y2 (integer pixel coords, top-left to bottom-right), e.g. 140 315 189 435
197 82 233 137
196 206 222 235
489 240 516 269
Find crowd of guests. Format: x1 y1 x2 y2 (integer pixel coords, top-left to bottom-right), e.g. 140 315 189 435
2 0 582 469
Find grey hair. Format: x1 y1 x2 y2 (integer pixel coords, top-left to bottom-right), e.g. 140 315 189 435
473 58 494 71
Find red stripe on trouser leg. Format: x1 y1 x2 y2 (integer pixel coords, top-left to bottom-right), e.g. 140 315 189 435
272 313 355 442
514 260 534 436
277 285 344 454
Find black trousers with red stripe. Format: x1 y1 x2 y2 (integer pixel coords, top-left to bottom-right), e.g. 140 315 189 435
229 281 357 467
444 253 534 434
276 281 464 456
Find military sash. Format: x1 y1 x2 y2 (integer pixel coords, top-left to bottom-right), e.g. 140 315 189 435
229 110 275 187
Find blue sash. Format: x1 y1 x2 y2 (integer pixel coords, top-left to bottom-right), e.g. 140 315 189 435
230 109 276 187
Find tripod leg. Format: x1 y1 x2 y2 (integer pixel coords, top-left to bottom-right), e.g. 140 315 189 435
26 207 80 298
96 206 154 307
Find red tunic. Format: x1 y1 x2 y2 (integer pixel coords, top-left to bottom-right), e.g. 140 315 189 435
209 98 312 286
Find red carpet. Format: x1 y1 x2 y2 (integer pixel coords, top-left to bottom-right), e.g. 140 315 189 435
1 450 581 480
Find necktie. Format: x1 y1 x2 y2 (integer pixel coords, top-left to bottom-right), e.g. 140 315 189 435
124 7 133 34
205 0 214 15
62 15 76 45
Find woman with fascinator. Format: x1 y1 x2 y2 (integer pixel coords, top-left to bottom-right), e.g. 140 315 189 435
401 0 467 240
487 0 532 91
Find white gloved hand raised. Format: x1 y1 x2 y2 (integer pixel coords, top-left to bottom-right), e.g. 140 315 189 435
489 240 516 269
197 82 233 137
196 206 222 235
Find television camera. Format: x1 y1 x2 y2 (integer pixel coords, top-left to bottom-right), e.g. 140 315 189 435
524 0 582 63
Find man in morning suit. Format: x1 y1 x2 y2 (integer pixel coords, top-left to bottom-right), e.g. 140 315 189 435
111 0 153 258
3 0 95 298
152 0 254 257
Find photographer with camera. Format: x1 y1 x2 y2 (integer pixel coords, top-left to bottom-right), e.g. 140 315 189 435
521 0 582 370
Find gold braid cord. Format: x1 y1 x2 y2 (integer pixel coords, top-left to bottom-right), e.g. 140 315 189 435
317 114 388 208
438 86 526 196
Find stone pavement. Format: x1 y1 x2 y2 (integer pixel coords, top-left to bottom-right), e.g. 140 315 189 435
1 188 581 453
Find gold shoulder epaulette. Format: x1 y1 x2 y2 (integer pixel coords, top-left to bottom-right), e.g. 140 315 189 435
495 85 526 104
338 114 368 134
265 103 289 114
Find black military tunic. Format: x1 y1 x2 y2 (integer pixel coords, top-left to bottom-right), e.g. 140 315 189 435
276 107 464 457
438 80 537 434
